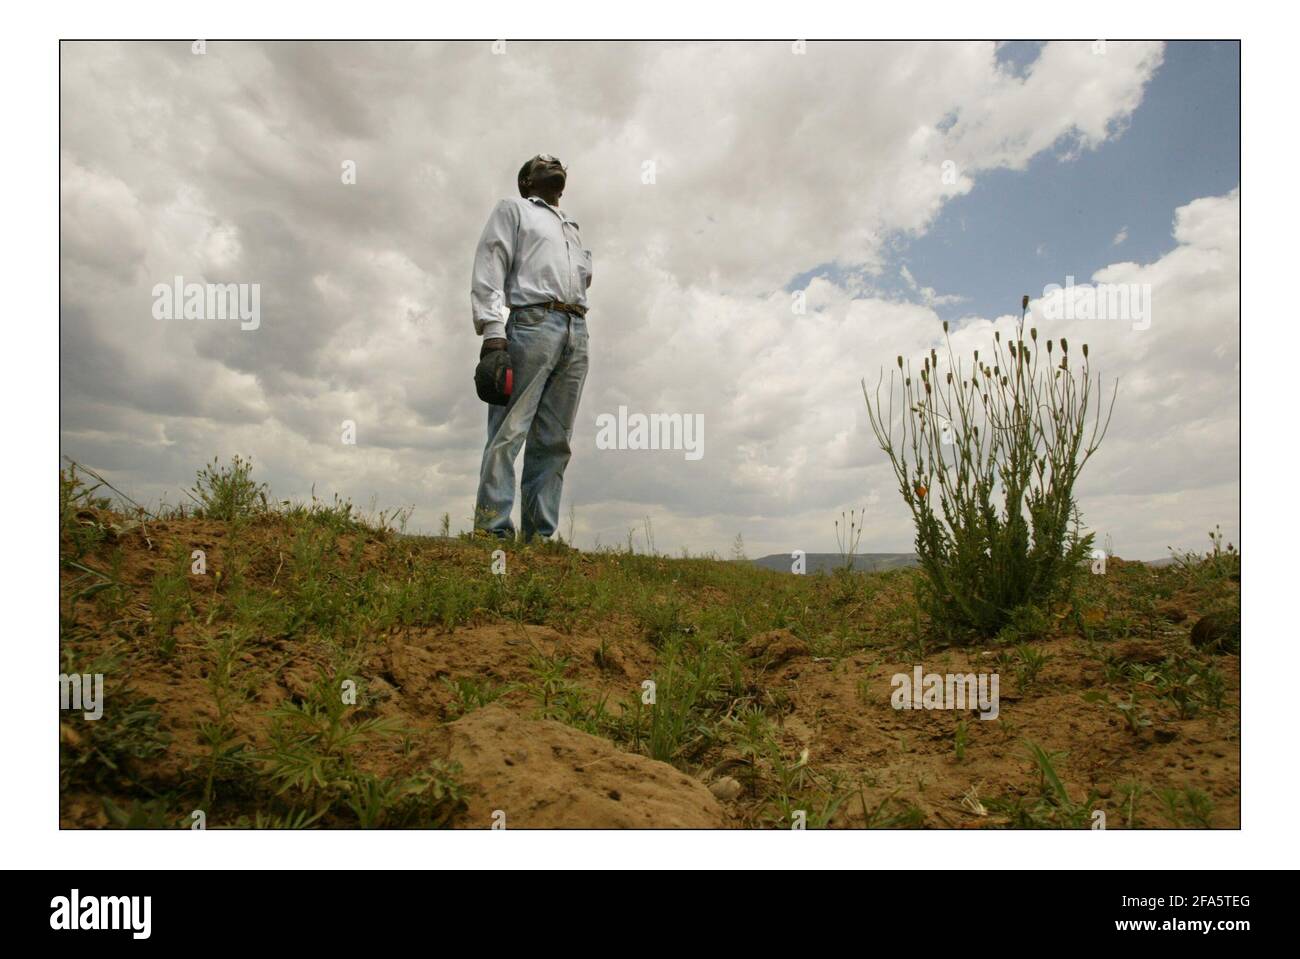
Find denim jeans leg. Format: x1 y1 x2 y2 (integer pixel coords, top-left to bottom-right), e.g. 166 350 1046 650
520 319 589 540
474 310 566 536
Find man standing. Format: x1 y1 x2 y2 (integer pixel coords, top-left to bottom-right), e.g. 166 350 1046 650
470 154 592 542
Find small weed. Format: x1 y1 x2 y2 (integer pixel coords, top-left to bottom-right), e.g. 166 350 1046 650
1011 643 1052 687
1158 787 1215 828
441 676 512 719
187 455 268 522
953 720 969 762
150 546 193 657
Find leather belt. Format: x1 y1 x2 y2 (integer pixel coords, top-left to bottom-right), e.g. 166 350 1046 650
519 301 587 318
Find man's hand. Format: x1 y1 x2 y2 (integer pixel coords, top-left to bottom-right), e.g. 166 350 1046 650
480 337 508 358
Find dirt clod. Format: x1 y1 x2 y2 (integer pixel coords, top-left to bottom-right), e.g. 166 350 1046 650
1189 613 1240 653
743 628 809 668
444 705 726 828
708 776 744 802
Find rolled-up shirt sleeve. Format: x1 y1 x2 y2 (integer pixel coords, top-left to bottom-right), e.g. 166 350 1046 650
470 200 518 338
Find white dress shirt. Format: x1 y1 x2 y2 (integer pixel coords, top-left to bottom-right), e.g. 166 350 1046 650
471 195 592 339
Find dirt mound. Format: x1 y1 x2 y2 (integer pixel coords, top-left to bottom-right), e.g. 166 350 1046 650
58 491 1241 829
444 704 726 828
375 623 655 719
743 628 810 669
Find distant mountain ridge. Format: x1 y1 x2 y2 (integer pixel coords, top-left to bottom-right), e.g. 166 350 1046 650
747 553 919 574
748 553 1176 574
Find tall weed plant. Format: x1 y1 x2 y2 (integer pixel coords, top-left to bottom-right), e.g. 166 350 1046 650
864 298 1116 641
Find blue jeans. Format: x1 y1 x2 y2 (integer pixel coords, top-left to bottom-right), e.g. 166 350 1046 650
475 306 589 541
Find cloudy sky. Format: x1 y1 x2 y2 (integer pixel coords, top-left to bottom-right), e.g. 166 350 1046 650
59 40 1239 559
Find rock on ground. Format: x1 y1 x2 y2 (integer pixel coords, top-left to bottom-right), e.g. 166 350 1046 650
444 704 726 828
1190 613 1240 654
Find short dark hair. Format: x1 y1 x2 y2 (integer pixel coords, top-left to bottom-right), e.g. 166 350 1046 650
517 158 535 198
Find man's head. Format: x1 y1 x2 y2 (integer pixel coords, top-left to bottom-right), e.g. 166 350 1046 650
517 154 567 203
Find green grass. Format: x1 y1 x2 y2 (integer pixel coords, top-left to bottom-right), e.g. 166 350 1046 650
149 546 192 657
58 458 1240 830
987 740 1100 829
260 666 465 828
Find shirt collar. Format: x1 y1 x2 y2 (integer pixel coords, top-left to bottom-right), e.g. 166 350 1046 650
526 195 568 220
